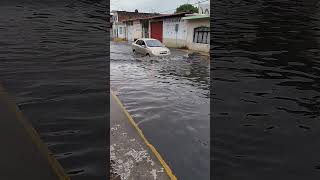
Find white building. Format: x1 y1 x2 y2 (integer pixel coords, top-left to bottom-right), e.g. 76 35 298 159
147 13 188 48
111 10 158 40
111 7 210 53
181 3 210 52
183 15 210 52
111 11 126 39
162 16 188 48
124 19 147 42
198 3 210 15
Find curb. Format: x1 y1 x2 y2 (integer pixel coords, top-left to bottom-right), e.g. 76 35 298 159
111 90 177 180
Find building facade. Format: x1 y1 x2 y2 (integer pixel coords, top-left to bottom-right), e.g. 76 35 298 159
123 19 146 42
148 13 188 47
111 10 158 40
111 5 210 53
183 15 210 52
182 3 210 52
162 16 187 48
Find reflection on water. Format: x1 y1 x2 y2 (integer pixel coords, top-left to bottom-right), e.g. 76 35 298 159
111 41 210 180
212 0 320 179
0 0 108 179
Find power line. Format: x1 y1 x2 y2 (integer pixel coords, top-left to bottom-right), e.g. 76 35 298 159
158 0 209 13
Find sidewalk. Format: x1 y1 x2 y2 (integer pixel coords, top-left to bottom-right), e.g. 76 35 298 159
110 91 175 180
178 48 210 57
0 86 69 180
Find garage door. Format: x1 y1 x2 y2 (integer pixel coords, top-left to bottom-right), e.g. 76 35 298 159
150 21 163 42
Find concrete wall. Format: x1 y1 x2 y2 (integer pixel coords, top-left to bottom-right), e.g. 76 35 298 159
186 19 210 52
133 20 142 40
162 17 187 48
126 24 134 41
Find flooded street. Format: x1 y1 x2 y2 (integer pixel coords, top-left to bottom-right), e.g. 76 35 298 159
212 1 320 179
110 41 210 180
0 1 108 179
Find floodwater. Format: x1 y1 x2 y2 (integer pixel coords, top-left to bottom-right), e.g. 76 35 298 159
110 41 210 180
212 1 320 179
0 0 108 179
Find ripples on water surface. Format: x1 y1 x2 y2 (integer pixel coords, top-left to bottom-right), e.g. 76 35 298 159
212 0 320 179
111 42 210 180
0 0 108 179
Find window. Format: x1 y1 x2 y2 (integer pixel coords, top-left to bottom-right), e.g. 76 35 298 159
175 24 179 32
119 27 122 34
193 26 210 44
146 40 163 47
136 40 145 46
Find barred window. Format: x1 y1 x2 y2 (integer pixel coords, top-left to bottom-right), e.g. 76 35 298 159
193 26 210 44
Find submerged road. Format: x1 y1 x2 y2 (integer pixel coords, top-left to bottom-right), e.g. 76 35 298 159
110 91 172 180
0 86 69 180
111 41 210 180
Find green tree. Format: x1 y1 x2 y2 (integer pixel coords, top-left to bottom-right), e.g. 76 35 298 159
175 4 198 13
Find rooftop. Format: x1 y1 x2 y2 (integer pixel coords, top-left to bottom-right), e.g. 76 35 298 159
112 10 159 22
122 12 188 22
182 14 210 20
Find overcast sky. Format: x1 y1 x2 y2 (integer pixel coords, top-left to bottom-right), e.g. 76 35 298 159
110 0 208 14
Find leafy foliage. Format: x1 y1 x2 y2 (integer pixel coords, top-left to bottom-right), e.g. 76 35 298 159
175 4 198 13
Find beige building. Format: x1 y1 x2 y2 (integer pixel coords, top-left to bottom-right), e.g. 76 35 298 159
112 5 210 53
183 15 210 53
111 10 157 40
123 18 150 42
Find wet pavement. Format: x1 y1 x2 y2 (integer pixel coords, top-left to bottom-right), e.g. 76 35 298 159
110 91 171 180
110 41 210 180
212 1 320 179
0 86 69 180
0 1 108 179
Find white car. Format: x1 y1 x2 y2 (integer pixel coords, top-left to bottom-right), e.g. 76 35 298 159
132 38 171 57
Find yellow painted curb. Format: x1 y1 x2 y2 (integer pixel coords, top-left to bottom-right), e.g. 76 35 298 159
0 86 70 180
111 90 177 180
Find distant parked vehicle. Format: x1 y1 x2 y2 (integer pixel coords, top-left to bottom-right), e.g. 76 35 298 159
132 38 171 57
